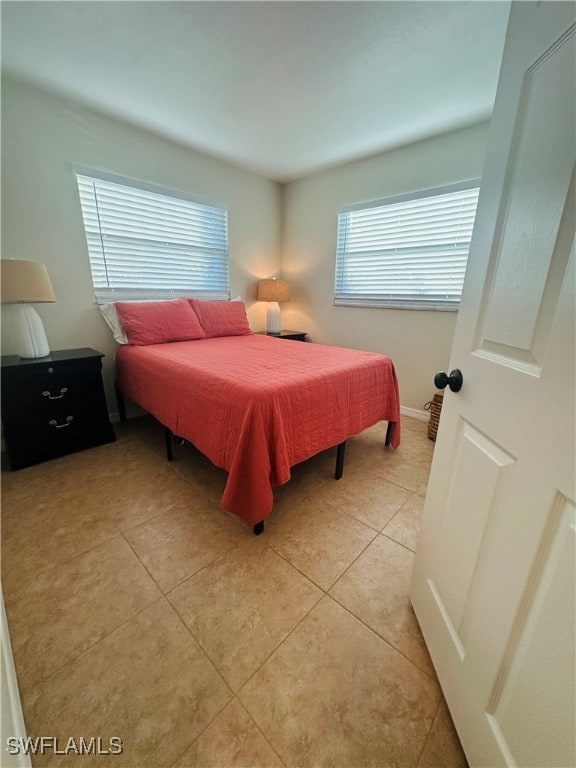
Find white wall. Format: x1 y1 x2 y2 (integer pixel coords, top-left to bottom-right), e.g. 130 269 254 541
1 77 282 409
281 122 489 410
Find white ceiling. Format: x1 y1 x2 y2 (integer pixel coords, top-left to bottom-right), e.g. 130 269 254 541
1 1 510 182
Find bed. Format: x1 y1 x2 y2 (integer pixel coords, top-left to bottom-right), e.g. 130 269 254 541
115 333 400 533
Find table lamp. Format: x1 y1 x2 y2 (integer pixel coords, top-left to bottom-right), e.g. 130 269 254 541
257 278 290 335
1 259 56 358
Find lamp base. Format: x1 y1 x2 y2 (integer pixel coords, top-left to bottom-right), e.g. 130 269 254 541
266 302 281 335
6 304 51 358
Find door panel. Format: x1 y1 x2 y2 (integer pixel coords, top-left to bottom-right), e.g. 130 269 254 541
432 421 516 635
481 29 575 359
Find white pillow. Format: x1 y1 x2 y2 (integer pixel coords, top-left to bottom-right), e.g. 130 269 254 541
98 303 128 344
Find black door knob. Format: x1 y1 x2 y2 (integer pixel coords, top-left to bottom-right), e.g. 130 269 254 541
434 369 463 393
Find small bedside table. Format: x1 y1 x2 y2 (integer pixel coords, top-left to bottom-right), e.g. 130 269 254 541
1 348 115 470
258 330 307 342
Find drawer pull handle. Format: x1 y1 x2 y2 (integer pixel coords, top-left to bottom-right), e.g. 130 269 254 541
42 388 68 400
49 416 74 429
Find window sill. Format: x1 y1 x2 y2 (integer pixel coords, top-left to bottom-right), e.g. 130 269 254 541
333 299 460 312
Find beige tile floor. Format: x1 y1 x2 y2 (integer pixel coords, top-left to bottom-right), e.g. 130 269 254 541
2 415 468 768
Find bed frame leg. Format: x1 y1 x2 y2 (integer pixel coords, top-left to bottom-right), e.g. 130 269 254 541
335 441 346 480
385 421 394 446
253 521 264 536
115 382 126 422
164 427 174 462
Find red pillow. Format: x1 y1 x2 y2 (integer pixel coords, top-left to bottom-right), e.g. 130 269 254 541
189 299 252 338
115 299 205 345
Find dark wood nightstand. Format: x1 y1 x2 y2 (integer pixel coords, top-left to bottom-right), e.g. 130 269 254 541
1 348 115 470
258 330 307 342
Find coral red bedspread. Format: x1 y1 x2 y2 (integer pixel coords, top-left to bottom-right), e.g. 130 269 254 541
115 335 400 526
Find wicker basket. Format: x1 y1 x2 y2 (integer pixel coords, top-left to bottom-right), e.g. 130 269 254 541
424 392 444 442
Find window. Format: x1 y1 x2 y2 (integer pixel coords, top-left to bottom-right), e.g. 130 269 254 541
334 181 480 311
76 171 230 302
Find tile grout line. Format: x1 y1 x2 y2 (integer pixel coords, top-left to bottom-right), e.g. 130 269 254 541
415 697 444 767
235 587 440 749
118 500 249 596
235 697 288 768
163 593 238 762
2 530 124 599
17 594 167 700
166 696 232 768
385 489 415 524
326 533 433 678
166 601 234 704
155 537 245 595
165 542 325 699
269 546 331 592
120 531 170 595
114 500 189 534
159 559 243 764
265 503 380 593
319 490 394 534
317 515 382 589
235 576 325 696
261 504 424 678
6 533 165 697
378 494 424 554
366 464 430 496
160 615 235 768
380 529 418 555
326 589 437 680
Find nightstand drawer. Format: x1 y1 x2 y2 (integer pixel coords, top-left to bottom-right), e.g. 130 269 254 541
2 372 105 431
2 356 101 382
3 402 107 449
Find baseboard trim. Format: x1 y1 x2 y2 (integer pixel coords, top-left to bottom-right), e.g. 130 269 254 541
400 405 428 422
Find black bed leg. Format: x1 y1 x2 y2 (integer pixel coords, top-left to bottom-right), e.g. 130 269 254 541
253 521 264 536
385 421 394 446
335 441 346 480
164 427 174 462
115 382 127 422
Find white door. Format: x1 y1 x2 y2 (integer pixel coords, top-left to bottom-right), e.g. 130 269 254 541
410 4 575 768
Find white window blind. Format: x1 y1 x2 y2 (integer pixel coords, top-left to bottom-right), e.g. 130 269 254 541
334 182 480 310
76 172 230 302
